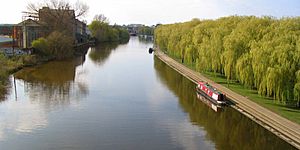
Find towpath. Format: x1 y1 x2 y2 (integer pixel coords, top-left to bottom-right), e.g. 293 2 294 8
155 49 300 149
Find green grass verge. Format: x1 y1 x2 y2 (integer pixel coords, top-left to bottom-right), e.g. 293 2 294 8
166 53 300 125
0 54 35 98
202 71 300 125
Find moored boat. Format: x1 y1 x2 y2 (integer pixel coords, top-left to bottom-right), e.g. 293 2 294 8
196 81 226 107
196 92 222 112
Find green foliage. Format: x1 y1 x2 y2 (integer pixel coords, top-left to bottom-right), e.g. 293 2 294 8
0 54 8 82
0 53 25 98
89 20 110 42
138 26 154 35
155 16 300 106
118 28 130 42
295 70 300 103
88 15 130 43
32 31 74 60
32 37 49 55
47 31 73 60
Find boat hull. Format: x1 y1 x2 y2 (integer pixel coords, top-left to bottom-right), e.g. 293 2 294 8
196 87 225 106
196 92 222 112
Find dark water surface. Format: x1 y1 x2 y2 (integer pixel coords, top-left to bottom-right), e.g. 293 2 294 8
0 37 295 150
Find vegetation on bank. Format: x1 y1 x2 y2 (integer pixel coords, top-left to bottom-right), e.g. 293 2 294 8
29 0 89 60
201 71 300 124
1 0 88 97
155 16 300 108
32 31 74 60
138 26 154 35
88 14 130 43
0 53 38 98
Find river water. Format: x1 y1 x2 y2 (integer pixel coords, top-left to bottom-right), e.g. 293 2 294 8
0 37 295 150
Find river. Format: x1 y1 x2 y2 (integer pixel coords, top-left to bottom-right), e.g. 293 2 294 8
0 37 295 150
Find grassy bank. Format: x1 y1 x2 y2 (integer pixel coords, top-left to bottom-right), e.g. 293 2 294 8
165 51 300 125
0 54 41 99
202 71 300 125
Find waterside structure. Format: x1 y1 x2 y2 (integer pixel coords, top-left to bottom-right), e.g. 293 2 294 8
0 7 88 50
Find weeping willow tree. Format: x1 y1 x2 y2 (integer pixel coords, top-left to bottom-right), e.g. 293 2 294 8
154 16 300 107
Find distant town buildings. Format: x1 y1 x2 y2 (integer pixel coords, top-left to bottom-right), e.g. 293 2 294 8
126 24 144 36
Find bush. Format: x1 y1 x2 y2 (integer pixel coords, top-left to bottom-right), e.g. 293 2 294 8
47 31 74 60
32 31 74 60
32 37 49 55
22 55 37 65
119 28 130 41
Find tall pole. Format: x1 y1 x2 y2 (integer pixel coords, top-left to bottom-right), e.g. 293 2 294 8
12 26 15 55
22 15 27 49
14 76 17 101
23 24 27 49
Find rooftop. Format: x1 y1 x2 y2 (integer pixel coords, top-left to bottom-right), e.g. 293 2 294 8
0 36 13 43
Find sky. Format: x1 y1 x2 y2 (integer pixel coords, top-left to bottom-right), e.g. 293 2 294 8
0 0 299 25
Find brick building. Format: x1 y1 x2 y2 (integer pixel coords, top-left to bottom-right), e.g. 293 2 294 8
11 7 88 48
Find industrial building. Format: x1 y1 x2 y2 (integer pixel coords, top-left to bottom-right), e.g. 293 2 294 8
1 7 88 49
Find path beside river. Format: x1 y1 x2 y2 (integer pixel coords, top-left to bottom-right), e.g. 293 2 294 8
155 49 300 149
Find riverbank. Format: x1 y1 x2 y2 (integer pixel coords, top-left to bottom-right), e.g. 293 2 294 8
0 42 90 99
154 49 300 149
0 54 54 99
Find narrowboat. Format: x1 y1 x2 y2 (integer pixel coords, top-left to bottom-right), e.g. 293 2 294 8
196 81 226 107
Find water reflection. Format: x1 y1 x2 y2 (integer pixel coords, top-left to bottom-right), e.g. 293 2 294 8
0 41 129 144
0 37 295 149
0 94 48 141
0 54 89 142
15 56 85 84
154 57 296 150
89 43 119 66
12 55 88 109
138 35 154 44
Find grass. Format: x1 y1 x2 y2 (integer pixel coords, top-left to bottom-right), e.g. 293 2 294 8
0 54 34 98
166 53 300 125
201 71 300 125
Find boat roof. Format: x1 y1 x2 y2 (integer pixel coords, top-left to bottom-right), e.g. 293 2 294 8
198 81 223 94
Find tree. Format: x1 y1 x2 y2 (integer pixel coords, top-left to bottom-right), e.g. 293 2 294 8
32 31 73 60
154 16 300 106
93 14 109 24
27 0 89 37
294 70 300 108
88 14 129 43
47 31 73 59
138 26 154 35
32 37 49 55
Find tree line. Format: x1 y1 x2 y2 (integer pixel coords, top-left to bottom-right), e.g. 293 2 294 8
88 14 130 43
138 26 154 35
154 16 300 106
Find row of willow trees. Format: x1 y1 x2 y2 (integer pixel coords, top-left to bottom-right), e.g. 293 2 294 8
155 16 300 106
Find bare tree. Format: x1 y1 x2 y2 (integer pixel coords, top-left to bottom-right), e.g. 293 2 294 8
26 0 89 36
74 0 89 18
93 14 109 24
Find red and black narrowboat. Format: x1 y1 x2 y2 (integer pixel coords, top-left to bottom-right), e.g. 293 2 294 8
196 81 226 109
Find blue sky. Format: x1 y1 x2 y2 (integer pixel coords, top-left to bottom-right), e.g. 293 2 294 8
0 0 299 25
